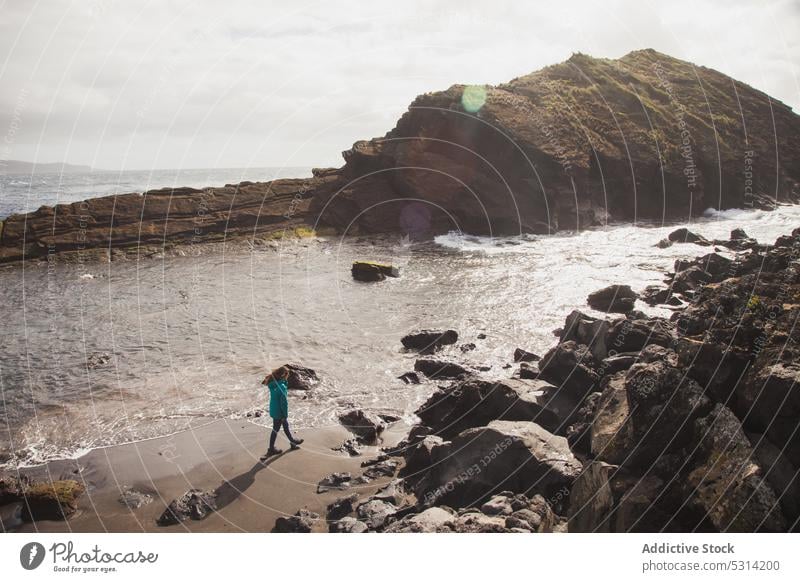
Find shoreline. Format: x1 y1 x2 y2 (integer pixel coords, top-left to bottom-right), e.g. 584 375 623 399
3 418 410 533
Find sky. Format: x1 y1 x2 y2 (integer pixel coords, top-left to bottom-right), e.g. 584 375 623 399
0 0 798 171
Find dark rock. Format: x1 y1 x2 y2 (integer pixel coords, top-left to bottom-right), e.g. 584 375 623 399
398 371 421 384
606 317 674 353
273 508 319 533
401 329 458 353
156 489 217 526
655 238 673 249
590 358 711 469
338 409 386 444
517 362 539 379
401 435 445 482
326 494 359 521
317 472 353 493
413 358 472 379
668 228 711 245
748 433 800 522
414 378 575 439
86 352 111 370
352 261 399 282
331 438 362 457
356 499 397 530
731 228 749 240
372 479 406 505
362 459 400 480
460 343 476 353
283 363 319 390
477 333 487 340
538 340 600 401
560 309 614 361
19 480 84 522
513 348 541 362
420 420 582 508
587 284 638 313
685 404 786 532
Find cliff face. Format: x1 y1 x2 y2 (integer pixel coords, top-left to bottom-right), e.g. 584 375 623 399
312 49 800 235
2 49 799 263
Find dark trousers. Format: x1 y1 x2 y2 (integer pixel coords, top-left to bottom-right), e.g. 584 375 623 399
269 417 296 449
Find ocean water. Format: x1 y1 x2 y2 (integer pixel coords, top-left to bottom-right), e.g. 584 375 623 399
0 167 313 218
0 194 799 467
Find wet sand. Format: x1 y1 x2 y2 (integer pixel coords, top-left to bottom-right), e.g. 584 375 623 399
5 419 408 532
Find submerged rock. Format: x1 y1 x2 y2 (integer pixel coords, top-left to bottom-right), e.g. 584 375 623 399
413 358 472 379
587 284 638 313
401 329 458 353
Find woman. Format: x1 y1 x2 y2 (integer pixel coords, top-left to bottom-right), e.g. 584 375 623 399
261 366 304 458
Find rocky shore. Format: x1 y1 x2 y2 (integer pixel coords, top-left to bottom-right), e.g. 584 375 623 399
1 224 798 532
3 49 800 264
275 225 800 533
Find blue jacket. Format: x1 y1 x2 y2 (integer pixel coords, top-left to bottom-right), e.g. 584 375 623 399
268 379 289 419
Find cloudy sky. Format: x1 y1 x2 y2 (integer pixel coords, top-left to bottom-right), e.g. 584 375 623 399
1 0 798 170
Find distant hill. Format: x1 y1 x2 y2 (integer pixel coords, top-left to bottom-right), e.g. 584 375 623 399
0 160 92 175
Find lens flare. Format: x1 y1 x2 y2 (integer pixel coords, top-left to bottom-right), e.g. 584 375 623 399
461 85 487 113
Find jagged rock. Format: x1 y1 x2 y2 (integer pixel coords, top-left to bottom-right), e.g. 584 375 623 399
560 310 614 360
668 228 711 246
272 509 319 533
372 479 405 505
384 506 456 532
731 228 749 240
397 371 421 384
326 494 359 521
538 340 600 401
748 433 800 522
460 343 476 353
685 404 786 532
317 472 353 493
413 358 472 379
517 362 539 379
351 261 399 282
401 436 445 482
356 499 397 530
736 363 800 466
282 363 320 391
156 489 217 526
481 494 514 515
421 421 581 508
513 348 540 362
19 480 84 522
401 329 458 353
118 486 153 509
329 516 368 533
331 438 362 457
587 284 638 313
338 409 386 444
414 378 574 439
606 317 674 354
362 459 399 480
590 358 711 468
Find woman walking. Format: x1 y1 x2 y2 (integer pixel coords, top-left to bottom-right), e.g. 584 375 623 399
261 366 304 458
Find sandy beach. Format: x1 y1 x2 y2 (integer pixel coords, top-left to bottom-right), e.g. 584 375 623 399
4 419 408 533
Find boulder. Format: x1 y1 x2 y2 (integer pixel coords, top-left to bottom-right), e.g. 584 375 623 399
283 363 319 390
326 494 359 521
414 378 575 439
156 489 217 526
384 506 456 532
401 329 458 353
513 348 540 362
606 317 674 354
421 421 582 508
731 227 749 240
329 516 368 533
590 359 711 468
338 409 386 444
401 435 445 482
538 340 600 401
20 480 85 522
356 499 397 530
351 261 399 282
272 509 319 533
361 459 400 480
413 358 472 379
685 404 786 532
560 310 615 361
517 362 539 379
587 284 638 313
748 433 800 522
668 228 711 246
735 363 800 465
317 472 353 493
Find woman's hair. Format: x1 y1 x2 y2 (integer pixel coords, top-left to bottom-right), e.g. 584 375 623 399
269 366 289 381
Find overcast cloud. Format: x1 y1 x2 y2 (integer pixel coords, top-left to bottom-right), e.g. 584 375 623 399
1 0 798 170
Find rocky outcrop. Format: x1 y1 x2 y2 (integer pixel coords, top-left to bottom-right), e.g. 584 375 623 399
587 284 638 313
401 329 459 353
20 480 85 522
338 409 386 444
4 51 800 265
